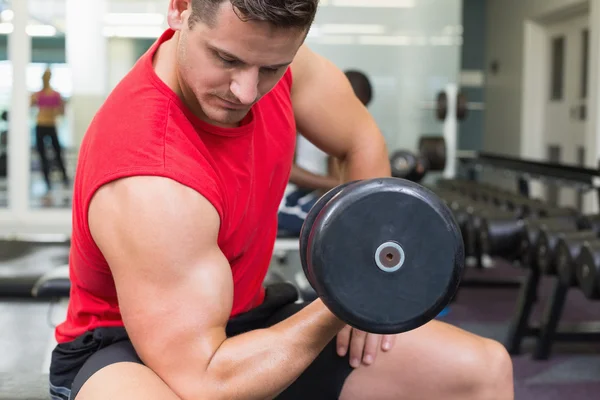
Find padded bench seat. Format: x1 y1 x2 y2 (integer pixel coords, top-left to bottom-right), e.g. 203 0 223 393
29 236 300 300
31 264 71 299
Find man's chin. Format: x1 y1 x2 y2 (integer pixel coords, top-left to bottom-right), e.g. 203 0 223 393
204 107 248 128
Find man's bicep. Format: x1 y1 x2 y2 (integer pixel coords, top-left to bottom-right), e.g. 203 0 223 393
88 176 233 376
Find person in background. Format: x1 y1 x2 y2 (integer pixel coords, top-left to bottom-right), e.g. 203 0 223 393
0 110 7 178
278 70 373 236
31 67 69 192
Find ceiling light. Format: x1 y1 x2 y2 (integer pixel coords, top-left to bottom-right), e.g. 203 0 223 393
0 9 13 22
320 24 385 35
0 22 12 34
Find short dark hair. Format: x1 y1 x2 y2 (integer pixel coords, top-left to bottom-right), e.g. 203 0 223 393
344 70 373 106
189 0 319 30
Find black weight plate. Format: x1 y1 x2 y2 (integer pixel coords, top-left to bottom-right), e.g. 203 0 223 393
390 150 417 179
576 241 600 299
555 233 597 286
307 177 464 334
299 181 358 288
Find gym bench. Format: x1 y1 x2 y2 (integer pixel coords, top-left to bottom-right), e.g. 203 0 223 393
31 264 71 299
30 237 301 301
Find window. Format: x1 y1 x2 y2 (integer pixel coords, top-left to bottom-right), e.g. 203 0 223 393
550 36 565 101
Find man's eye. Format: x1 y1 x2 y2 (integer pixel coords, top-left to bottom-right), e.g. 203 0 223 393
219 55 236 65
262 67 280 74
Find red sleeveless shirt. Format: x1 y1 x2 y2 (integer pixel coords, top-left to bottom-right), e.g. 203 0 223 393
55 29 297 343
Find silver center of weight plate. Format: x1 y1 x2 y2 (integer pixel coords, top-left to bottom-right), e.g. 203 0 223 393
374 241 405 273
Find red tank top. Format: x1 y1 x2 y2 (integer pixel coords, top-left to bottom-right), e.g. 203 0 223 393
55 29 297 343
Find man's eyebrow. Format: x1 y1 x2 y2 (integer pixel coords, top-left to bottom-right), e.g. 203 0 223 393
210 45 293 69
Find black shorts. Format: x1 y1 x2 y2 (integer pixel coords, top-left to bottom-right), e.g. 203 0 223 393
49 283 353 400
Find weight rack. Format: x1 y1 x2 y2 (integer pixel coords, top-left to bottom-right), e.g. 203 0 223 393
454 151 600 360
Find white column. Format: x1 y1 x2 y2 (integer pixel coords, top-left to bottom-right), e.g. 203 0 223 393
8 0 31 217
443 84 458 179
65 0 108 149
108 38 137 92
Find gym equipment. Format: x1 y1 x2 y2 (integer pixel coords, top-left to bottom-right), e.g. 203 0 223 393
0 237 70 298
435 90 471 122
555 232 599 287
418 136 446 171
476 212 522 260
447 155 600 361
299 177 464 334
435 91 447 121
537 230 597 276
456 91 468 121
31 264 71 298
520 217 581 268
575 241 600 299
389 150 428 182
445 200 497 258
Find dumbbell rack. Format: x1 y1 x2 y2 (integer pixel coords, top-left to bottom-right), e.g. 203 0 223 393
457 151 600 205
450 152 600 360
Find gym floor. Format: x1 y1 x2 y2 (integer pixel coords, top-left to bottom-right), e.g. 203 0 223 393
1 247 599 399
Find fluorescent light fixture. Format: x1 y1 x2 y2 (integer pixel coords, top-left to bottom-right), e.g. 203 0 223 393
358 35 412 46
1 9 13 22
26 24 57 37
103 26 164 38
332 0 415 7
104 13 164 26
320 24 385 35
317 35 355 45
0 22 57 36
429 36 455 46
306 34 355 45
0 22 12 34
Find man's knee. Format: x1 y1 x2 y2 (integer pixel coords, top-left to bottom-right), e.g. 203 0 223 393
464 338 514 399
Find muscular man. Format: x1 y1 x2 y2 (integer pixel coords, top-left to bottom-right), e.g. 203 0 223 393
278 70 372 237
49 1 514 399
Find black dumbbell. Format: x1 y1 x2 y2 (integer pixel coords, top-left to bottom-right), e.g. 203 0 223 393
477 213 524 260
575 240 600 300
300 177 464 334
453 203 502 258
536 227 589 276
390 150 428 183
555 232 600 287
519 217 580 269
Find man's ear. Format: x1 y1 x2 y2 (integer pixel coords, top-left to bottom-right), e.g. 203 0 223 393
167 0 192 31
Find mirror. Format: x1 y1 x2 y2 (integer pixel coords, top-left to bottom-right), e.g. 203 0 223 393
306 0 463 152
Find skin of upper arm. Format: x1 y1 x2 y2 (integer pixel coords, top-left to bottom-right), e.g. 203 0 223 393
88 175 232 397
290 45 386 162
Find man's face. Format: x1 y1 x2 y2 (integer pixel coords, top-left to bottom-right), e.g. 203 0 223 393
175 2 306 127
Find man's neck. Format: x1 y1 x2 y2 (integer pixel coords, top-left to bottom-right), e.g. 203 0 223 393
152 32 220 126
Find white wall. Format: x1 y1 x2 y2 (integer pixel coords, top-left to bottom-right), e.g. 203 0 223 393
483 0 588 157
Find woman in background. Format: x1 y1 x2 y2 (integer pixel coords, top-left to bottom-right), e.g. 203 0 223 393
31 67 69 192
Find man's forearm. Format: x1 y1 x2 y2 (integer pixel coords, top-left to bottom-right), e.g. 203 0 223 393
289 165 340 191
340 134 391 182
177 300 345 400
